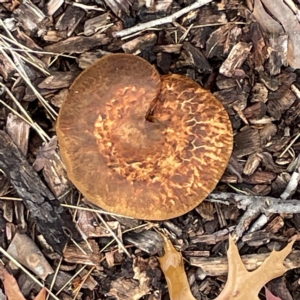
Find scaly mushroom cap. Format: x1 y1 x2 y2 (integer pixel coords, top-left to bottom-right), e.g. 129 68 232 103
56 54 233 220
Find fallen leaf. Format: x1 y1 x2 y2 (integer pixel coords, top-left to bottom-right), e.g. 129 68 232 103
158 234 295 300
215 235 295 300
265 286 282 300
33 288 47 300
0 265 47 300
0 266 26 300
157 234 196 300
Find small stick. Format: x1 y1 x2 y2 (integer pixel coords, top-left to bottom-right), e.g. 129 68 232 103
208 191 300 238
208 192 300 214
113 0 213 38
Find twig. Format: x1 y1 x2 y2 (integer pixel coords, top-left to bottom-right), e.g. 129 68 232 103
208 192 300 238
113 0 213 38
208 192 300 213
209 156 300 239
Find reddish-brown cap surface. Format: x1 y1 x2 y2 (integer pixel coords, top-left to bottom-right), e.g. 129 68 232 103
56 54 233 220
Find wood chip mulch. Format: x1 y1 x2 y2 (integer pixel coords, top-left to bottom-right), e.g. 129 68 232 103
0 0 300 299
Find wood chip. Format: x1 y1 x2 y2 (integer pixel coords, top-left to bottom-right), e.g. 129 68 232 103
122 33 157 54
219 42 252 77
44 32 110 53
13 0 46 35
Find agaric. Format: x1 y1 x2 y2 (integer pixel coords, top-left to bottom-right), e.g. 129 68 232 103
56 54 233 220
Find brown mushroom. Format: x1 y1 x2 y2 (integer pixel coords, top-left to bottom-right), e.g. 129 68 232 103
56 54 233 220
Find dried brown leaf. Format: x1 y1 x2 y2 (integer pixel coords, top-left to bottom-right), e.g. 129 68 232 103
33 288 47 300
215 235 295 300
157 234 196 300
158 234 295 300
0 266 26 300
0 265 47 300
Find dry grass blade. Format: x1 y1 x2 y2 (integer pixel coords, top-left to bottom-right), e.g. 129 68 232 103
0 34 75 58
45 257 62 300
69 2 105 11
65 203 134 218
72 266 95 300
0 48 57 120
0 20 58 120
0 246 59 300
0 37 49 76
55 265 86 297
97 213 131 257
0 196 135 218
0 86 49 142
0 19 39 66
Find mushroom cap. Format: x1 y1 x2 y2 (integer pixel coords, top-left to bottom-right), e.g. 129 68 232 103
56 54 233 220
